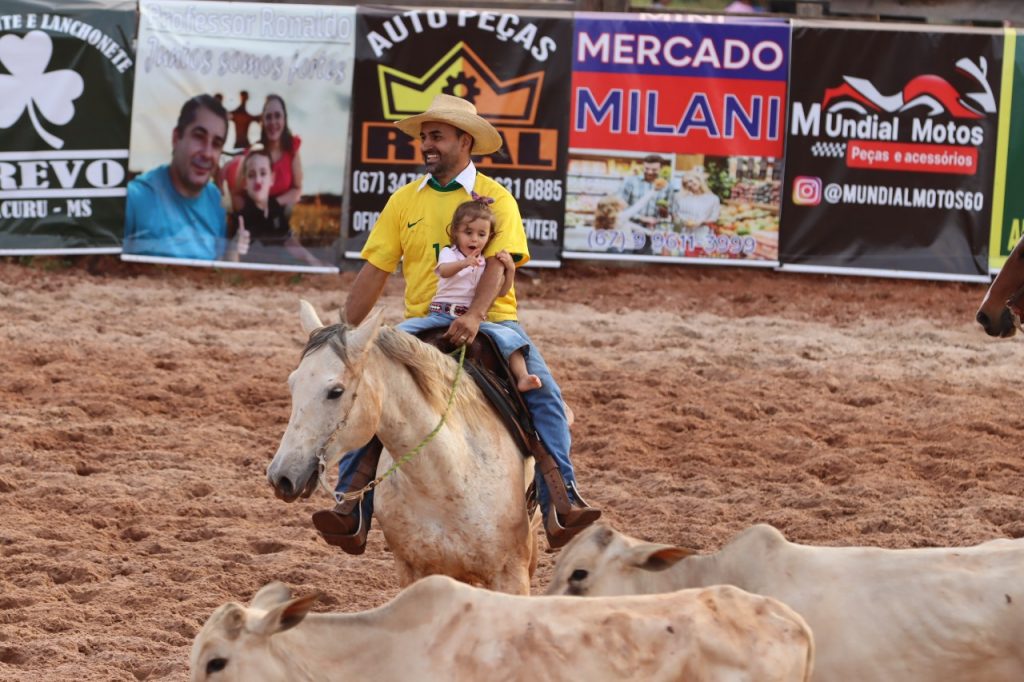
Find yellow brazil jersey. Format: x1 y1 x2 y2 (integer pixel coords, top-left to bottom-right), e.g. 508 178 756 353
361 173 529 322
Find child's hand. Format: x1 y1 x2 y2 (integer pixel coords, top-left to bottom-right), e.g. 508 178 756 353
496 250 514 270
235 216 251 256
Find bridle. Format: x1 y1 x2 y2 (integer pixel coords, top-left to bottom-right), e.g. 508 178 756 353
314 344 467 504
1007 283 1024 332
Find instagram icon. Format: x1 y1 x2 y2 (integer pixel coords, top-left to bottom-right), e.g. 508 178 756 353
792 176 822 206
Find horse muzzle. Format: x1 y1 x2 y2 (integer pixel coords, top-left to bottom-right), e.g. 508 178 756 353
976 307 1017 338
267 461 320 502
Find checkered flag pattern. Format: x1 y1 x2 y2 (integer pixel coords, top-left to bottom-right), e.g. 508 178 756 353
811 141 847 158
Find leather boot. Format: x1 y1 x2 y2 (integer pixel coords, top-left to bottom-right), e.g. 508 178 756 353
536 448 601 549
310 438 383 555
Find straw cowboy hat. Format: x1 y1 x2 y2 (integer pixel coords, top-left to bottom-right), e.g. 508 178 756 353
395 94 502 155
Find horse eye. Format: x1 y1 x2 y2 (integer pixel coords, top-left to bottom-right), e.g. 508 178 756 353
206 657 228 674
327 387 344 400
569 568 589 583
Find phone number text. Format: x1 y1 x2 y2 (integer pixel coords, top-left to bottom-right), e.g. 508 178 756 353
492 177 563 202
351 170 422 195
588 229 756 256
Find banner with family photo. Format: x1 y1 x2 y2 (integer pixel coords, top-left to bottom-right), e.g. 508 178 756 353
0 0 134 255
123 0 355 272
780 20 1001 282
562 12 789 265
345 6 574 267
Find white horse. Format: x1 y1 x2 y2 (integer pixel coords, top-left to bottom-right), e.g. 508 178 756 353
266 302 538 594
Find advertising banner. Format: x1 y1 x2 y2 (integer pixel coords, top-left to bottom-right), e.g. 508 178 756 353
123 0 355 272
989 28 1020 273
562 13 789 265
346 6 573 266
0 0 134 255
780 20 1001 282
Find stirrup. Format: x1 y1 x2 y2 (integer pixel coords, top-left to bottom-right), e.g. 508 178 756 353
568 480 593 507
312 501 368 555
544 506 599 549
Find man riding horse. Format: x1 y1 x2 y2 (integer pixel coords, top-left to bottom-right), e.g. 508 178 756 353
312 94 601 553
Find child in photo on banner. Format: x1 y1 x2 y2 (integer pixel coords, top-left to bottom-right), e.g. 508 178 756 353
230 146 325 267
433 197 541 393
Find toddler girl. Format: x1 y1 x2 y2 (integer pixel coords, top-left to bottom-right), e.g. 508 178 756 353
432 198 541 392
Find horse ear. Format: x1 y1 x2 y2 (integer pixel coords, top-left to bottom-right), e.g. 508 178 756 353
299 299 323 334
346 308 383 361
251 593 318 636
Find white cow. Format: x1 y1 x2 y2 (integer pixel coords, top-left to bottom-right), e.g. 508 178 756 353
547 522 1024 682
191 575 814 682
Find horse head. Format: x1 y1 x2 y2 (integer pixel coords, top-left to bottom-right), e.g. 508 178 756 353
266 301 384 502
977 237 1024 338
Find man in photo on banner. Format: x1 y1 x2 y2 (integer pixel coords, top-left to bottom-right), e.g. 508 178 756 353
312 94 601 554
618 153 674 229
123 94 249 261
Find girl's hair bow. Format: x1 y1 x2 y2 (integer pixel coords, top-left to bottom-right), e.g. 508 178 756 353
470 191 494 205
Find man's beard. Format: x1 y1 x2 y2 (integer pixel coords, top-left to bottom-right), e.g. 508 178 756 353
425 155 452 177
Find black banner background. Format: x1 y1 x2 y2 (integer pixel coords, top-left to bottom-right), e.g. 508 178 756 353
780 22 1001 279
346 6 573 266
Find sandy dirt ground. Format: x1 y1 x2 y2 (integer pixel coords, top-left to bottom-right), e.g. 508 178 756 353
0 256 1021 680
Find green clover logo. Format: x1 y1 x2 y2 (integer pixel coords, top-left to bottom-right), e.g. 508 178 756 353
0 30 84 149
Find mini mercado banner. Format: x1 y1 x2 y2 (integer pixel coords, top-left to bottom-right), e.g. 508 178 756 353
345 6 574 267
562 12 789 265
988 28 1021 274
122 0 355 272
0 0 134 256
779 20 1001 283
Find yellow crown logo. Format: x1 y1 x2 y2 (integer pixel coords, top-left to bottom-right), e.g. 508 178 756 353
378 42 544 126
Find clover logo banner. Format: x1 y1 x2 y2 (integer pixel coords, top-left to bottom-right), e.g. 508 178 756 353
0 2 135 255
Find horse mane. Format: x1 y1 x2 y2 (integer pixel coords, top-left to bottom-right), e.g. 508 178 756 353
302 324 490 424
375 327 490 423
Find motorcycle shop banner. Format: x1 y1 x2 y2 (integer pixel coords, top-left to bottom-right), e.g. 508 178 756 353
562 12 789 266
988 28 1021 273
123 0 355 272
780 20 1001 282
0 0 134 255
345 6 573 267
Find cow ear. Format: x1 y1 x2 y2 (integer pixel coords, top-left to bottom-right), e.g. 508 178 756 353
250 581 292 611
252 593 319 636
221 604 246 640
629 544 697 572
300 299 323 334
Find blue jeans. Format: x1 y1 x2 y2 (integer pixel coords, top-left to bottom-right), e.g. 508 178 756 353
334 315 578 521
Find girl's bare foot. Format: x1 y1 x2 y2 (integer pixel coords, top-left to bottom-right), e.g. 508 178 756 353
517 374 542 392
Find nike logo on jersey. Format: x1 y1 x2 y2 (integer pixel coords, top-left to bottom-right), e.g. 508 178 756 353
407 218 423 228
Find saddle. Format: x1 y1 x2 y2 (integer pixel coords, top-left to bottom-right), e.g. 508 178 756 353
413 328 538 457
416 327 603 524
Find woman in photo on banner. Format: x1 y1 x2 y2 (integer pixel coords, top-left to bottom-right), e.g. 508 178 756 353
224 94 304 213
